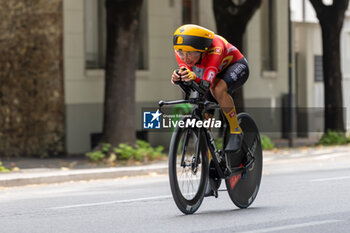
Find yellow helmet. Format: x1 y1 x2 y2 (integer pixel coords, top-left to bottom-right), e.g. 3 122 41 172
173 24 214 52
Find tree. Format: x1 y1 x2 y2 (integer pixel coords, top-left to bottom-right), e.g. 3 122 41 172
100 0 143 148
309 0 349 132
213 0 262 111
0 0 64 157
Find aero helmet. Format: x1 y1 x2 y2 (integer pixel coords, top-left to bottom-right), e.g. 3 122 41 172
173 24 214 52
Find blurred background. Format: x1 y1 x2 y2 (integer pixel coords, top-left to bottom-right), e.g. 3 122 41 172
0 0 349 158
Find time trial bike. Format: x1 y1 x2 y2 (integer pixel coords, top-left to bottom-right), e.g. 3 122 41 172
158 80 263 214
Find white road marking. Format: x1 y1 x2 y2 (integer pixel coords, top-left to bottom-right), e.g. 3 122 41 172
309 176 350 182
240 219 342 233
49 195 172 210
264 150 349 163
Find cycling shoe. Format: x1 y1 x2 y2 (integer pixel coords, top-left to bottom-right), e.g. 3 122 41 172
225 133 243 171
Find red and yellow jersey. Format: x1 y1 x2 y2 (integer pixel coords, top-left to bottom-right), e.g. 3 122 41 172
175 35 244 84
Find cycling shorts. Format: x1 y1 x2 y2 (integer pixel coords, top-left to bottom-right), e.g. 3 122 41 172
205 57 249 105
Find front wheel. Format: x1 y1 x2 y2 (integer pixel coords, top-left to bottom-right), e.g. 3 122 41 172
168 123 209 214
225 113 263 209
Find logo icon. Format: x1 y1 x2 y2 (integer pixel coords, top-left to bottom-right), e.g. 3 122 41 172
229 110 235 118
143 110 162 129
209 47 222 55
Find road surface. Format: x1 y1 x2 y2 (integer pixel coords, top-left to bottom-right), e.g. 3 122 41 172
1 146 350 233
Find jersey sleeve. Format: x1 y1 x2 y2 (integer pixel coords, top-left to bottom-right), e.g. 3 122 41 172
202 44 225 84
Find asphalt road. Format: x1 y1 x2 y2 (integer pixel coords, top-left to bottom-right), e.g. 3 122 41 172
1 146 350 233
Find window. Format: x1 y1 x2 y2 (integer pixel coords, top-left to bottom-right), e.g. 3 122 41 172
84 0 148 70
261 0 277 71
137 1 148 70
182 0 199 24
85 0 105 69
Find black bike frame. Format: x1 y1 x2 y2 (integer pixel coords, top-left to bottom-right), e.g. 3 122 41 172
159 81 255 179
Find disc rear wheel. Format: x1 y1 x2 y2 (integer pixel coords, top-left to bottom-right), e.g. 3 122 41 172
225 113 263 208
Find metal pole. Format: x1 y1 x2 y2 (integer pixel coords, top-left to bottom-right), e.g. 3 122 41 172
288 0 293 147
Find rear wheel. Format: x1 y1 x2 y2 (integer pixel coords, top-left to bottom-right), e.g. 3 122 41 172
168 123 209 214
225 113 263 208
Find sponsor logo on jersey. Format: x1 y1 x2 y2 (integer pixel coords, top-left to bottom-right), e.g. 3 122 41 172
209 47 222 55
207 71 216 82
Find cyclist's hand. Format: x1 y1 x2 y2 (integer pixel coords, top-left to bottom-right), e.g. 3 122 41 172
171 69 181 84
180 67 197 82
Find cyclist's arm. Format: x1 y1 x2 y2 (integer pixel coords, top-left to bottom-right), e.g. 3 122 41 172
202 47 225 84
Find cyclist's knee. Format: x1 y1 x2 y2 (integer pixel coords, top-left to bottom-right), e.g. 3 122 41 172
210 80 227 100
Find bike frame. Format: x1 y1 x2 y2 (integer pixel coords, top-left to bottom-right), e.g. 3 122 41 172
159 81 255 180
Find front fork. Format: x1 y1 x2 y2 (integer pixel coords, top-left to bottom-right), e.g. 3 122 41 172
180 129 192 167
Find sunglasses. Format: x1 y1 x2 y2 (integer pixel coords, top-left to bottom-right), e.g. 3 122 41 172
175 50 201 59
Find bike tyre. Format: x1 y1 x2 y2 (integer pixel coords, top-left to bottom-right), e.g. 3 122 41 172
225 113 263 209
168 123 209 214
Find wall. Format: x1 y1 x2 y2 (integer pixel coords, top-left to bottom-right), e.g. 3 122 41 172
293 3 350 134
342 11 350 132
0 0 65 157
245 0 289 137
63 0 183 153
63 0 296 153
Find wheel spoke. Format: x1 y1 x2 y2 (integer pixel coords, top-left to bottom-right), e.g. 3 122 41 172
175 131 203 200
169 125 208 214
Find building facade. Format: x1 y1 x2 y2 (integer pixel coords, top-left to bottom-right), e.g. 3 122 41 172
63 0 349 154
291 0 350 137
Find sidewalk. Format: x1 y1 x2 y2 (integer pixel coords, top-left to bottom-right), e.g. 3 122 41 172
0 160 168 187
1 141 348 188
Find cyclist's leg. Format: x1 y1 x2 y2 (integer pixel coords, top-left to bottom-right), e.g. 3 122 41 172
210 79 242 170
210 58 249 170
211 57 249 123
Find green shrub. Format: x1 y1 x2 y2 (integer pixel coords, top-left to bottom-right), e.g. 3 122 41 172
215 137 223 150
318 130 349 146
102 143 111 153
261 134 274 150
114 143 136 160
86 150 106 162
86 140 166 163
0 161 10 172
85 143 111 162
115 140 166 161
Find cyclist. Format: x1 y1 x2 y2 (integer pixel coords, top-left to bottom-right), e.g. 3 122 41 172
171 24 250 172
